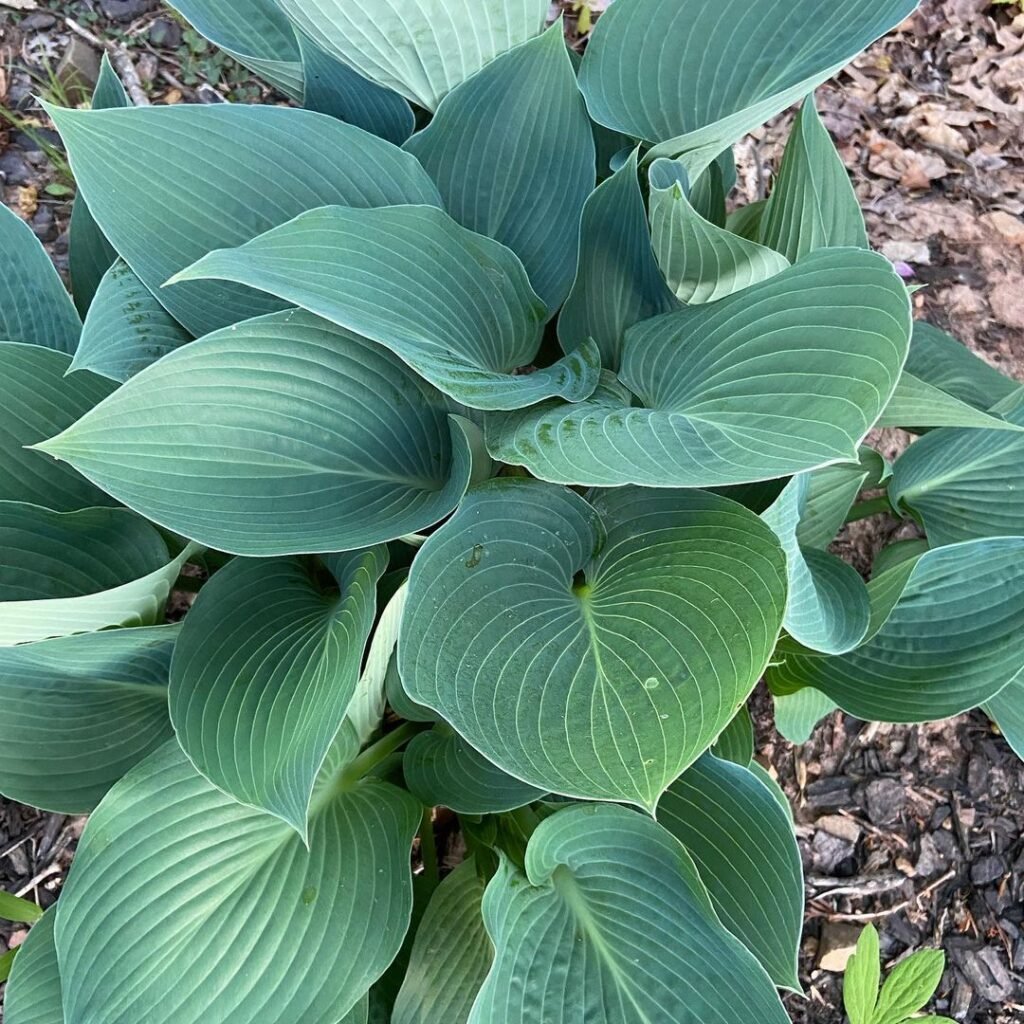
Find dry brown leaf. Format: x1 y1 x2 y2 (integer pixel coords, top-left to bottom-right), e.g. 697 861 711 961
17 185 37 217
164 88 183 105
983 211 1024 246
916 122 970 154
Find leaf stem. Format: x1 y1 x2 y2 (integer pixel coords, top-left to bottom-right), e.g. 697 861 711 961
342 721 427 787
418 810 439 893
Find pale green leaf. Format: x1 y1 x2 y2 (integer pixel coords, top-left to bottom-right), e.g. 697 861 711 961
772 688 838 744
170 547 387 836
872 949 945 1024
872 539 930 579
36 310 476 556
877 371 1024 431
658 755 804 990
392 858 493 1024
276 0 548 111
469 803 790 1024
172 205 600 412
404 23 595 313
488 249 911 488
797 446 888 550
54 740 421 1024
0 892 42 924
0 204 80 355
648 158 789 303
2 909 63 1024
844 924 881 1024
0 342 116 510
401 480 786 809
0 626 177 813
711 704 754 765
558 148 677 370
69 259 193 382
47 103 441 337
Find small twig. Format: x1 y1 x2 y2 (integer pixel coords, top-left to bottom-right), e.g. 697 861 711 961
807 872 906 899
64 17 150 106
824 869 956 922
14 862 61 899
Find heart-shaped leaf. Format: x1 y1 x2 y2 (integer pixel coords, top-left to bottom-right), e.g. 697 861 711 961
172 204 600 411
401 479 786 809
36 310 477 556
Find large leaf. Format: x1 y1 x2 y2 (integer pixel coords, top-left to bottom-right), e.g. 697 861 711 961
766 538 1024 722
405 24 594 313
173 204 600 411
2 909 62 1024
276 0 549 111
401 480 786 809
469 803 789 1024
36 310 477 556
68 53 129 318
890 406 1024 546
392 858 493 1024
647 158 789 303
487 248 911 487
0 342 116 510
69 259 193 382
558 149 677 370
0 626 177 812
578 0 919 174
0 503 196 646
170 547 387 836
403 725 546 815
759 94 868 261
657 755 803 990
47 103 441 337
54 740 420 1024
0 204 80 355
762 473 871 654
877 371 1024 431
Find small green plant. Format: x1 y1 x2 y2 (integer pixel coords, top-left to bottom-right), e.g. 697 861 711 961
0 1 1022 1023
844 925 953 1024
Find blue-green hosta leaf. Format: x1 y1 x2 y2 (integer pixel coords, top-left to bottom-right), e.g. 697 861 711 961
166 0 305 99
404 23 595 313
35 310 476 556
173 205 599 411
276 0 548 111
488 249 912 488
0 626 176 813
393 858 492 1024
906 321 1020 411
872 538 929 579
727 199 769 242
759 95 869 261
558 149 677 370
711 704 754 765
772 688 839 744
797 446 888 550
762 474 871 654
877 371 1024 431
68 53 128 319
469 803 790 1024
401 480 786 809
578 0 918 174
657 755 803 990
0 205 80 355
403 725 546 815
986 678 1024 763
68 259 193 382
2 909 62 1024
0 342 116 510
648 158 789 303
386 656 436 724
170 547 387 836
890 406 1024 546
47 103 441 338
767 538 1024 722
297 33 414 144
0 503 197 647
54 740 420 1024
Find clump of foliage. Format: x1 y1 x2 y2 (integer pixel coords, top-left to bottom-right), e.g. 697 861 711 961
1 1 1022 1022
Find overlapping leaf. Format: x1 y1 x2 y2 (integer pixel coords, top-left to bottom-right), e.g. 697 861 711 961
2 909 62 1024
711 705 755 765
578 0 919 173
658 755 803 989
170 547 387 835
772 688 839 745
404 23 595 313
401 480 786 809
36 310 477 556
276 0 549 110
0 626 177 812
767 538 1024 722
47 103 441 337
796 446 888 550
488 249 912 487
173 204 600 410
54 740 420 1024
0 343 116 510
69 259 193 382
469 803 790 1024
878 371 1024 431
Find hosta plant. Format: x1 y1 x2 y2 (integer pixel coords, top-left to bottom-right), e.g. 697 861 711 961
1 1 1023 1022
